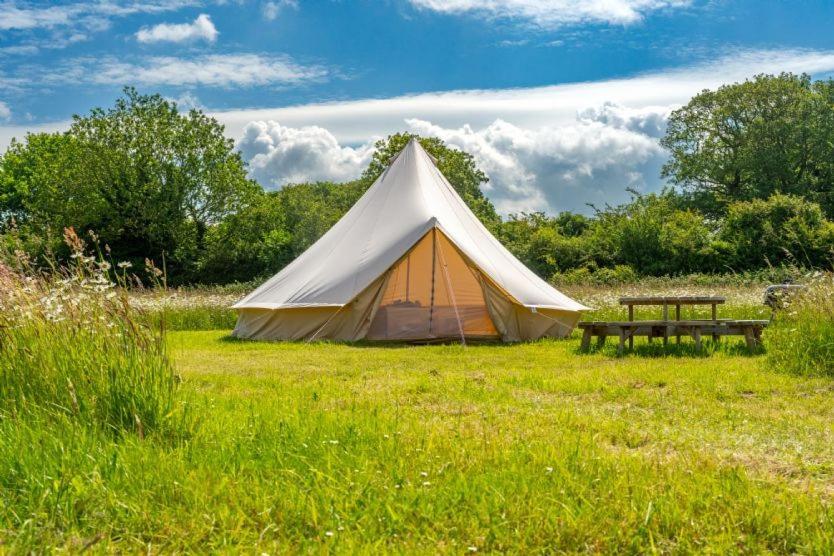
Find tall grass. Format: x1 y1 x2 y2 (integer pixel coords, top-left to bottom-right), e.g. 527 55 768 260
0 229 182 436
767 274 834 376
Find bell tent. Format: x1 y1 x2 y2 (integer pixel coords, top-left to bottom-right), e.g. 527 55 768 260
232 139 588 342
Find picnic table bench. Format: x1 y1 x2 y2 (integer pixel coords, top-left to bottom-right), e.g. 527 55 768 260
579 295 768 354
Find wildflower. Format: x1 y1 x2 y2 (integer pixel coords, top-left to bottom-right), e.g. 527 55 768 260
468 547 478 553
420 471 428 477
117 261 133 269
325 531 334 538
422 481 431 487
97 261 111 271
546 467 554 473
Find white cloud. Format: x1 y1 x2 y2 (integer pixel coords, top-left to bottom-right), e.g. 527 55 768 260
408 0 691 27
212 49 834 145
262 0 298 21
136 13 218 43
0 101 10 121
404 115 667 213
46 53 326 88
0 1 199 31
237 121 376 187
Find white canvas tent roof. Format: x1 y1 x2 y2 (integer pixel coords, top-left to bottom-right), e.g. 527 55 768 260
233 139 588 342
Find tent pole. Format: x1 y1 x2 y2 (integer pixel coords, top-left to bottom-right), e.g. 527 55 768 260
436 232 466 346
428 228 437 336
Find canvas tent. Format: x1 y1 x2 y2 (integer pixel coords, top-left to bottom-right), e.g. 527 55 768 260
232 139 589 342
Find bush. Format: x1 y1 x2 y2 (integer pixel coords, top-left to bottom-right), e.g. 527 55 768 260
720 194 834 270
767 275 834 377
0 230 183 436
551 265 638 286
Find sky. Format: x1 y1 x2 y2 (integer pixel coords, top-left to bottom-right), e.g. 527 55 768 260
2 1 834 215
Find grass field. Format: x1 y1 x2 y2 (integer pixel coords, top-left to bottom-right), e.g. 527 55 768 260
5 321 834 552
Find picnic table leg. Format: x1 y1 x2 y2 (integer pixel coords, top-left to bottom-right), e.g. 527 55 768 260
628 305 634 350
693 328 702 353
675 304 681 344
580 328 592 351
618 328 626 356
711 303 719 343
663 325 669 347
597 334 607 348
744 327 756 350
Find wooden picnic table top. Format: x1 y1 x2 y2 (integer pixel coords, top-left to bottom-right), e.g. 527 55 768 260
618 295 726 306
579 319 768 327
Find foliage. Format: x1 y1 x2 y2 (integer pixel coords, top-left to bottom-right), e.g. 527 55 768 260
719 193 834 269
662 73 834 217
0 87 258 282
198 180 368 283
767 275 834 376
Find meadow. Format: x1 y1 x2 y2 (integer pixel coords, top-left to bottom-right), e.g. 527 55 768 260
3 275 834 553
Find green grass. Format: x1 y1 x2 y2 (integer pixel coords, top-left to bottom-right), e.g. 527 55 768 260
4 329 834 552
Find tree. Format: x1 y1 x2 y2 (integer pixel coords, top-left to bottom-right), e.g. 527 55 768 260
362 133 501 230
661 73 834 217
0 88 259 280
199 180 368 283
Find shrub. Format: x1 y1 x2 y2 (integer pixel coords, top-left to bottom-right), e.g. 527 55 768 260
766 275 834 377
551 264 638 286
0 229 183 436
720 194 834 270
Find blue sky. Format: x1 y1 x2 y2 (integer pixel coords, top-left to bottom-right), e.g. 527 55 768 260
2 0 834 214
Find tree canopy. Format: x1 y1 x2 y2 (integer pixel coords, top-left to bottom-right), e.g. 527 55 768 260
0 87 258 279
661 73 834 217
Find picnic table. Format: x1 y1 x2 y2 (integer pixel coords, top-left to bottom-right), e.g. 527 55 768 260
579 295 768 355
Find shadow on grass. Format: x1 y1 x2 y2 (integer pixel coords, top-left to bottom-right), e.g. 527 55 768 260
217 334 557 349
576 338 765 358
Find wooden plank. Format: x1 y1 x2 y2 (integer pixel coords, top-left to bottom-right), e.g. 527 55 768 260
693 328 702 352
619 296 726 306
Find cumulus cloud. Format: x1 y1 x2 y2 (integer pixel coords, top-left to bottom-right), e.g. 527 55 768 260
262 0 298 21
408 0 691 27
237 121 376 187
405 115 667 214
230 105 668 214
0 101 10 122
136 13 218 43
44 53 326 88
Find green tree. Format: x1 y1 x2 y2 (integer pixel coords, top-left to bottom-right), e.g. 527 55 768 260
0 88 258 280
362 133 501 230
199 180 368 283
661 73 834 217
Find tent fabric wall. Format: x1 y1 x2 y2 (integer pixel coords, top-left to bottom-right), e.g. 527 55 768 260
233 273 390 341
478 273 580 341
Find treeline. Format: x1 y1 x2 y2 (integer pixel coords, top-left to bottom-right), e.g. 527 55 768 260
2 74 834 285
